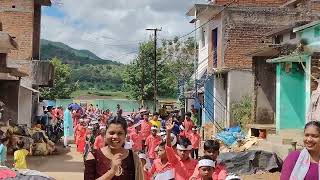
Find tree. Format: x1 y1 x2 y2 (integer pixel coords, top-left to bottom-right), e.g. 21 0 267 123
40 58 79 100
123 41 155 100
123 37 195 101
161 37 196 104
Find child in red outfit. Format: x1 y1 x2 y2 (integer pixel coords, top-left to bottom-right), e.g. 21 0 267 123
130 123 143 152
141 114 152 148
145 126 162 162
139 153 151 180
183 112 195 136
93 128 106 150
165 119 198 180
149 142 174 179
192 156 215 180
190 140 228 180
188 126 201 159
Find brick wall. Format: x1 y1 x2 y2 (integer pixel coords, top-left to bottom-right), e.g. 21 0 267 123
223 23 275 68
311 54 320 91
309 1 320 14
213 0 288 7
0 0 35 60
0 0 34 11
222 8 315 69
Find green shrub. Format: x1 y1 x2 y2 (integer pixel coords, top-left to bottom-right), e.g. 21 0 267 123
230 96 252 129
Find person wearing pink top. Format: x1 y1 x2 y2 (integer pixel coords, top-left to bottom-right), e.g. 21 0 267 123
130 124 143 152
126 117 135 136
188 127 201 159
141 114 152 146
183 112 195 136
190 140 228 180
145 126 162 162
75 120 87 153
165 119 198 180
93 128 106 150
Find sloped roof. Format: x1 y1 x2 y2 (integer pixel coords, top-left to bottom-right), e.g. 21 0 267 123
294 21 320 32
265 21 311 37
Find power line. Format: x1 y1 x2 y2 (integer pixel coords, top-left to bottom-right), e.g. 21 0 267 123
100 36 144 43
171 0 236 42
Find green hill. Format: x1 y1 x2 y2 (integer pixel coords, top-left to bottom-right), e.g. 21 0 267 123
40 39 122 66
40 39 125 94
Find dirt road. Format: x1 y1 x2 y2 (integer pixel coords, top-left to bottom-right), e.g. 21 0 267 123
7 143 281 180
8 144 84 180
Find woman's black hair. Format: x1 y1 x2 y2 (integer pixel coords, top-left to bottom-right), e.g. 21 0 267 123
305 121 320 133
107 116 128 134
204 140 220 151
178 136 191 148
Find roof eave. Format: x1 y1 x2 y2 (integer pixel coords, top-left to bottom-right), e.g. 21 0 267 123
248 47 280 57
186 4 223 16
294 21 320 33
266 53 310 63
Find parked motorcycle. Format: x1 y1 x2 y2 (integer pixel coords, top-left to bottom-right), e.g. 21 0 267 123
46 119 64 143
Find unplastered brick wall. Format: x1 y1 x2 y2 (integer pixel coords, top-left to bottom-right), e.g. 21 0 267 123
0 0 34 11
0 0 35 60
213 0 288 7
309 1 320 15
222 8 315 69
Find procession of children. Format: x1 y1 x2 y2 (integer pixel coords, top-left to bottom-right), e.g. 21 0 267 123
66 103 233 180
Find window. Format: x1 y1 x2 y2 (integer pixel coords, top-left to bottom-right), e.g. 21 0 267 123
201 27 206 48
212 28 218 67
290 31 296 39
0 54 6 67
274 35 283 44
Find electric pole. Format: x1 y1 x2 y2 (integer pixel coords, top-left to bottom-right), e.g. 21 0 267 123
146 28 161 112
141 52 145 108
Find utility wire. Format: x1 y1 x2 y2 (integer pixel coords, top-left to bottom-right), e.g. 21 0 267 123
167 0 236 42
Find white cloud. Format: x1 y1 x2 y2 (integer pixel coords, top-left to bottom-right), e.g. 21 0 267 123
41 0 197 63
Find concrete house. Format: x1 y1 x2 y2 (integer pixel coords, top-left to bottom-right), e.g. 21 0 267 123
0 0 54 126
0 32 28 124
250 20 320 133
186 0 320 135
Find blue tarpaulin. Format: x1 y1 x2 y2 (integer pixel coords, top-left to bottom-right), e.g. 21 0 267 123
214 125 245 146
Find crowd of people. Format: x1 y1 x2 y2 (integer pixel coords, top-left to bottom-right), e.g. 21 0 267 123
2 101 319 180
65 103 229 180
78 103 320 180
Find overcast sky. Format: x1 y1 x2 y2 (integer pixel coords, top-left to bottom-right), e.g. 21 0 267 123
41 0 203 63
